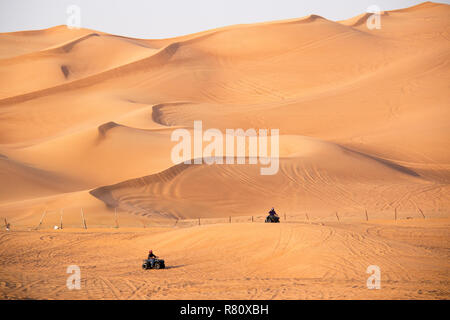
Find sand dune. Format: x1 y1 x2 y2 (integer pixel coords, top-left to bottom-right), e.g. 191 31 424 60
90 137 445 220
0 154 81 203
0 26 95 59
0 0 448 225
0 2 449 300
0 33 158 99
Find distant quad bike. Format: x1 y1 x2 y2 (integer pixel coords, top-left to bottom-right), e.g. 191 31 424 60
265 215 280 223
142 258 165 270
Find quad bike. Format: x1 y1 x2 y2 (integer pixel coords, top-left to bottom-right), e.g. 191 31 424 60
265 215 280 223
142 258 166 269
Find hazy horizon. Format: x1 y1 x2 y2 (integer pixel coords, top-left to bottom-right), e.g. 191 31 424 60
1 0 449 39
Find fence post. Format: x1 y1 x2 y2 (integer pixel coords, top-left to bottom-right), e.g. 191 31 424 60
394 208 397 221
4 218 10 231
365 209 369 221
36 210 46 230
81 208 87 229
229 216 231 223
60 209 63 230
174 219 178 227
306 213 309 221
335 212 340 222
418 208 425 219
251 216 253 222
114 207 119 228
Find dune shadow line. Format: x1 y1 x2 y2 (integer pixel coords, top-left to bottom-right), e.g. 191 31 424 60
164 264 186 270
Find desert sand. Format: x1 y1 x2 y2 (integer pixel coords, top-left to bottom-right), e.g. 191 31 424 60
0 219 449 299
0 2 449 299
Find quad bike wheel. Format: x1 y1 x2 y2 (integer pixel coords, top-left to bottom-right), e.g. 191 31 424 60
153 262 161 269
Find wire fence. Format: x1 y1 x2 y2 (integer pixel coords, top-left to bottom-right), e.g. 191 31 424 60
1 206 447 232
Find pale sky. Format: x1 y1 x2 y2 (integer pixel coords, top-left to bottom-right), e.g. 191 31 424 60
1 0 449 38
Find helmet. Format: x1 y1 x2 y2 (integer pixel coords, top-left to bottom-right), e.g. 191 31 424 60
149 250 153 253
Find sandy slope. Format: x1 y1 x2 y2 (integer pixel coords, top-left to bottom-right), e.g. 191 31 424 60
89 142 448 220
0 2 449 299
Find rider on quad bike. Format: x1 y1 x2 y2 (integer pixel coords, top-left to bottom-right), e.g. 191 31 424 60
147 250 158 268
265 208 280 223
142 250 165 269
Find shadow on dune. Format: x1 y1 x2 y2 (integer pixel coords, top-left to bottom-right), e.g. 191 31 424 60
164 265 185 270
341 146 421 178
60 33 100 53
